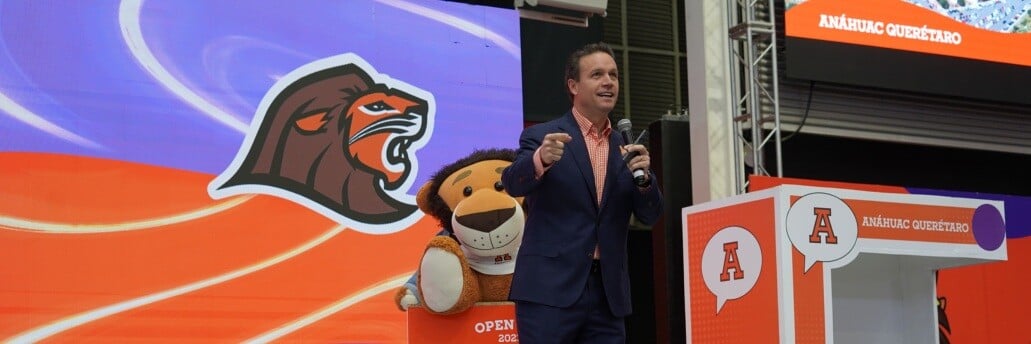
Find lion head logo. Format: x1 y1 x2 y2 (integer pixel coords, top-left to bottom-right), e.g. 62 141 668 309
209 54 434 234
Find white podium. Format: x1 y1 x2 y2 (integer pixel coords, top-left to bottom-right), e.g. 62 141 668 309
682 185 1007 343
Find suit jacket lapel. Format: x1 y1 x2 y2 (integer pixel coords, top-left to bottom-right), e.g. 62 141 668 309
599 128 624 212
559 113 598 208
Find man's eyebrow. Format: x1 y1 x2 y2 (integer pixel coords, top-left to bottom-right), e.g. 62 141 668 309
451 170 472 185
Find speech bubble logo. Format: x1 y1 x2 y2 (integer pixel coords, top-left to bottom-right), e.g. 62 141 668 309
701 226 762 314
785 193 858 272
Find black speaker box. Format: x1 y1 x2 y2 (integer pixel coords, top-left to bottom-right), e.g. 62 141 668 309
647 118 692 344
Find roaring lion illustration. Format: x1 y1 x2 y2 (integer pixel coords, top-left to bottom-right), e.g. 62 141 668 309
211 54 434 231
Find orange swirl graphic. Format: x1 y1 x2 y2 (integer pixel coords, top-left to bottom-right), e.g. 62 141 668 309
0 153 439 343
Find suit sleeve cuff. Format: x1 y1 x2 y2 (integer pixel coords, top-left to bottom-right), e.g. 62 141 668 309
533 147 551 179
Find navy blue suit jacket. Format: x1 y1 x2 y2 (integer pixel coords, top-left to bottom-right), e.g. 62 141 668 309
501 112 663 317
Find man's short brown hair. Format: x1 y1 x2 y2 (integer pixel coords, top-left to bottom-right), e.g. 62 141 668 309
563 42 616 101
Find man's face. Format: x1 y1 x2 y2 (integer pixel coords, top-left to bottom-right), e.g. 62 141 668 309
569 51 619 118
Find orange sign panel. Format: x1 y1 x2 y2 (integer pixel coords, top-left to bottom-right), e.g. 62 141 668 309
786 0 1031 67
407 302 518 344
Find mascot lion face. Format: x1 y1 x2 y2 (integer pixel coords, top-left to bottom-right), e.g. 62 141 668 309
418 149 523 258
210 54 433 233
345 92 425 185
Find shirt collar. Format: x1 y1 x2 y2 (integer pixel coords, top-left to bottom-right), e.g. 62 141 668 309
571 108 611 139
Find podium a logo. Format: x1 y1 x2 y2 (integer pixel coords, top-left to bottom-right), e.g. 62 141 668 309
701 226 762 314
808 207 839 244
786 193 858 272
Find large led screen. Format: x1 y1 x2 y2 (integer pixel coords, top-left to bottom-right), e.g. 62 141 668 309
0 0 523 342
784 0 1031 105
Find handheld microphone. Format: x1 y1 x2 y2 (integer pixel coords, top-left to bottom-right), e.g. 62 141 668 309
616 119 648 187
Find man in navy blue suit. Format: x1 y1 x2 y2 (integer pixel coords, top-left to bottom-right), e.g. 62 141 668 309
501 42 663 343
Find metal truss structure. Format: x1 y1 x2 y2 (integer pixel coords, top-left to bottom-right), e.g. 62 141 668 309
727 0 783 194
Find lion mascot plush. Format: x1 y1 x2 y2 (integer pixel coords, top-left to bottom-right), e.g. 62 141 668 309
393 148 523 314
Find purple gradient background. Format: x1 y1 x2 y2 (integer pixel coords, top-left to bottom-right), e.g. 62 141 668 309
0 0 522 190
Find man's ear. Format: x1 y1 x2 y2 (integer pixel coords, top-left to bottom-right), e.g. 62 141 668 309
567 78 578 97
416 182 435 215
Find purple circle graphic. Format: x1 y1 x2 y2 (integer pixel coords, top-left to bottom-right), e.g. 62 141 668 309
972 204 1006 251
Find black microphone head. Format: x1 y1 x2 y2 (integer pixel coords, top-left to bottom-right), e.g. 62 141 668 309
616 119 634 145
616 118 633 133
